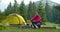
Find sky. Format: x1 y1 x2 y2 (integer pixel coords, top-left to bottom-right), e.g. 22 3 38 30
0 0 60 11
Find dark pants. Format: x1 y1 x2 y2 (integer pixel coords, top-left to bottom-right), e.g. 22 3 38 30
32 22 40 28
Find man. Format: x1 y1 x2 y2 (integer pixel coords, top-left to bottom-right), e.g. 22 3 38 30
30 12 42 28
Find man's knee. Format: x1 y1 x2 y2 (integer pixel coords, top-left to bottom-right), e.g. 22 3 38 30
37 23 41 28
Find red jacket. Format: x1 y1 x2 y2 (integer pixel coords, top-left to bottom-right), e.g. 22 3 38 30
30 14 42 25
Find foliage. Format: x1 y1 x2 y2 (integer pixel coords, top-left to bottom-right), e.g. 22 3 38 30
27 1 37 20
45 2 60 24
4 0 19 16
0 23 6 30
19 1 27 22
12 0 19 13
37 1 47 23
4 2 12 15
54 5 60 11
53 5 60 24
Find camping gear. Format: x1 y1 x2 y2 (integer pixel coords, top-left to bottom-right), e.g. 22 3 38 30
2 13 27 26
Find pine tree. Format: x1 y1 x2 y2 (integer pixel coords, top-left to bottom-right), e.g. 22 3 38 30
32 2 37 15
27 1 33 20
27 1 37 20
12 0 19 13
4 2 12 15
37 1 47 24
53 5 60 24
19 1 27 21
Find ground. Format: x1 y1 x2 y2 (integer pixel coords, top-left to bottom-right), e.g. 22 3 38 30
0 27 60 32
0 21 60 32
0 29 60 32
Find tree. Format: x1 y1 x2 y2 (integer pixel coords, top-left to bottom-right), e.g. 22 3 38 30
12 0 19 13
27 1 37 20
19 1 27 22
54 5 60 11
32 2 37 15
27 1 33 20
37 1 47 24
4 2 12 15
53 5 60 24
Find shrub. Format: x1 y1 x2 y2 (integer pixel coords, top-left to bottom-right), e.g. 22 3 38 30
0 23 6 30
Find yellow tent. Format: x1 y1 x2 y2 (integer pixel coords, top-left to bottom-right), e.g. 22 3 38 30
2 13 26 25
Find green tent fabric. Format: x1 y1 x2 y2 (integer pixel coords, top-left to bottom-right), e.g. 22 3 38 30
2 13 27 25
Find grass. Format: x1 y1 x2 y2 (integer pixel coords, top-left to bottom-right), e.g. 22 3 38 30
0 28 60 32
45 22 59 27
0 27 60 32
0 21 60 32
